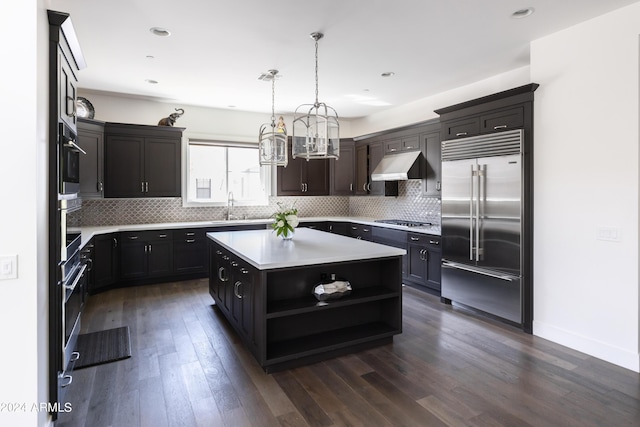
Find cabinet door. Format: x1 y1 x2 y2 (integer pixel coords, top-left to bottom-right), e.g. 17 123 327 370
355 144 369 195
144 138 181 197
407 243 427 284
330 140 355 195
425 249 442 291
78 120 104 198
401 135 420 151
442 117 480 140
480 106 524 134
303 158 329 195
421 131 441 197
105 135 145 198
147 239 173 277
120 239 148 279
174 231 207 275
58 50 77 129
368 142 385 195
384 139 402 154
92 234 119 293
277 140 305 195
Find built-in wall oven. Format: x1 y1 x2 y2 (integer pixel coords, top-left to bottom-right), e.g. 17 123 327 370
58 123 85 196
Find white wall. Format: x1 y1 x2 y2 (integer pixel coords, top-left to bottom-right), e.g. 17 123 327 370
79 90 354 141
0 1 52 427
531 3 640 371
350 66 531 136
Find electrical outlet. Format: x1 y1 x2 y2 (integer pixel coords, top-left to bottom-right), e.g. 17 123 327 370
0 255 18 280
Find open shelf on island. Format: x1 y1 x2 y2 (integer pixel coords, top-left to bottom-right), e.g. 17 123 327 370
266 286 399 319
265 322 397 363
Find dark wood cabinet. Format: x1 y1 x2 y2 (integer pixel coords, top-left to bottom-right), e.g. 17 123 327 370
372 227 408 280
384 135 419 154
104 123 183 198
330 139 355 195
277 139 329 196
91 234 119 294
327 221 350 236
120 230 173 280
77 118 105 198
355 144 370 195
57 48 78 130
405 233 441 293
349 223 373 241
421 131 441 196
480 106 524 133
173 229 208 275
354 141 399 196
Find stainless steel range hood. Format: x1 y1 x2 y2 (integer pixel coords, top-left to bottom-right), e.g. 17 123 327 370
371 150 422 181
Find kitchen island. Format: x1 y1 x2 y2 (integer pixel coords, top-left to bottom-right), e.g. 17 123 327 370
207 227 405 372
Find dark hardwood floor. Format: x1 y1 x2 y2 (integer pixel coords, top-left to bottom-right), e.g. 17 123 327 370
57 279 640 427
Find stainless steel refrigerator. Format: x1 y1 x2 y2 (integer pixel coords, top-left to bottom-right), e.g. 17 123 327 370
441 129 525 326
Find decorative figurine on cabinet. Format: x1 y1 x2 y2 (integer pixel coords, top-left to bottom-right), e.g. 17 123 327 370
158 108 185 126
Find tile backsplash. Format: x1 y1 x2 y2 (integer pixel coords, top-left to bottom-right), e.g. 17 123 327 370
71 180 440 226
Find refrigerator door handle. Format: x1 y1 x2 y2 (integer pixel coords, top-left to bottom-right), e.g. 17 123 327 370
469 164 475 261
442 260 517 282
477 164 485 262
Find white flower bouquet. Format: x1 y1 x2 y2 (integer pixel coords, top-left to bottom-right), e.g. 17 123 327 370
271 202 299 239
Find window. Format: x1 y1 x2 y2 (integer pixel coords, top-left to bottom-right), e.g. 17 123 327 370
185 140 270 206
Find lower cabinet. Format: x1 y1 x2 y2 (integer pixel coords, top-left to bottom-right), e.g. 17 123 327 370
120 230 173 280
406 233 441 292
90 234 119 294
173 229 208 275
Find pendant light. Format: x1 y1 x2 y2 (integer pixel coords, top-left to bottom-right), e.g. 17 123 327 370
292 32 340 160
258 69 288 167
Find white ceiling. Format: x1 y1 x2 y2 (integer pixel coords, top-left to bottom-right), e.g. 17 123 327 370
51 0 637 118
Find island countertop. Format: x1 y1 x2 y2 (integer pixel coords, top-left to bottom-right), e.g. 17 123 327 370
207 227 406 270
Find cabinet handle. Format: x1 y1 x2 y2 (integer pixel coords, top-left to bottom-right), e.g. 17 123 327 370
230 261 239 267
351 226 357 230
145 182 149 192
429 240 439 245
215 250 222 255
389 148 397 152
70 351 80 362
363 183 367 191
405 146 413 149
234 281 243 299
436 181 441 191
113 238 118 248
129 236 139 240
410 237 420 241
186 239 195 243
158 234 167 238
141 182 145 193
301 183 305 192
240 268 249 274
60 374 73 388
356 236 362 240
218 267 228 282
363 228 369 232
367 183 371 191
493 125 508 130
455 132 468 137
419 248 426 261
186 232 195 236
350 183 353 192
98 181 104 192
148 244 152 253
222 256 229 261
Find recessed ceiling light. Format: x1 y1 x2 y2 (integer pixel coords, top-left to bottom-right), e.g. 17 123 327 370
228 105 237 108
145 79 158 84
511 8 534 19
146 55 155 59
381 72 395 78
149 27 171 37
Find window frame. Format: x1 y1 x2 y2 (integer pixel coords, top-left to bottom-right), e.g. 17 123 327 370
182 139 273 208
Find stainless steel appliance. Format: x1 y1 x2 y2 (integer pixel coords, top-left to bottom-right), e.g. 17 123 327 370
440 129 524 325
59 123 85 195
375 219 434 227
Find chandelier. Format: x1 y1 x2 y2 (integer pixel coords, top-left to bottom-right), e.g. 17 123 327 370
258 69 288 166
292 32 340 160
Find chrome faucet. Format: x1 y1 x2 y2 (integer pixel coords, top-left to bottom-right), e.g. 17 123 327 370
226 191 234 220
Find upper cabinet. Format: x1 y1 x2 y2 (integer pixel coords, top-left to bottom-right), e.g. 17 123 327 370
436 83 538 141
104 123 183 198
277 138 329 196
78 118 105 198
330 139 355 196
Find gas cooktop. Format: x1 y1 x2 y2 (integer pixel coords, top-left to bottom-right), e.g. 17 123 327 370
375 219 434 227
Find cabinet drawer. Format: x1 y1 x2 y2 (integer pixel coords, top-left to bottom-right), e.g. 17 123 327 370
408 233 441 250
401 135 419 151
384 139 402 154
480 106 524 133
443 117 480 140
372 226 407 244
121 230 172 241
174 228 205 241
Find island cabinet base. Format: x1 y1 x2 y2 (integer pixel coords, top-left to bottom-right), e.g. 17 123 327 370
208 240 403 373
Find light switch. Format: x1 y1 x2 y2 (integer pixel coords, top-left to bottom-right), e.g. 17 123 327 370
0 255 18 280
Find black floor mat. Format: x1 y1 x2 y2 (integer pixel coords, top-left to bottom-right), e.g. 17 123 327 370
74 326 132 369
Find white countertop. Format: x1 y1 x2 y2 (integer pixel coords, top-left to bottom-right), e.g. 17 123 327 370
207 227 406 270
74 216 440 249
